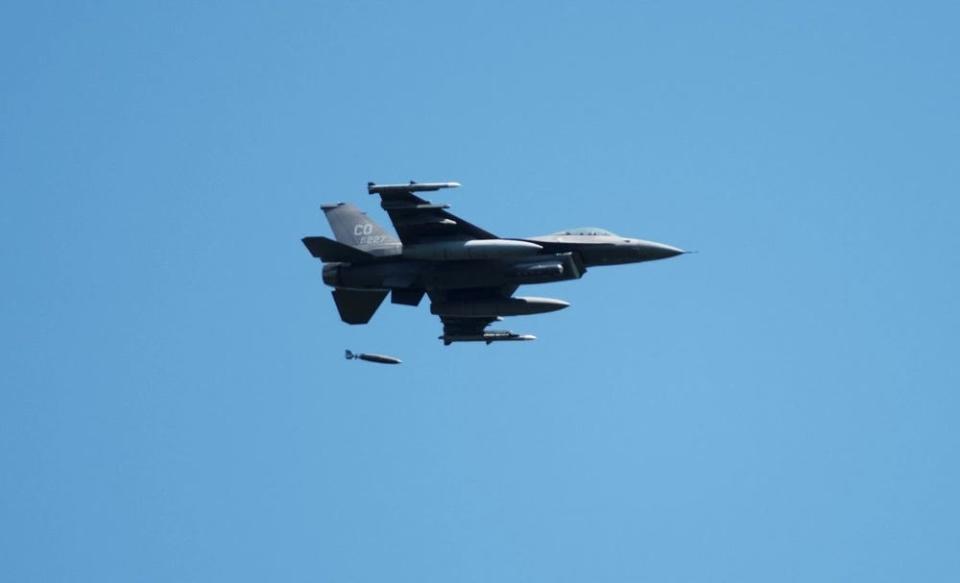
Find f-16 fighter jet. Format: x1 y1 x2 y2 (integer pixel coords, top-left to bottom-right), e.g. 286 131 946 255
302 181 684 345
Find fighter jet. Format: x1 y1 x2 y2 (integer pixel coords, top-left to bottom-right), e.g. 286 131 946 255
302 181 684 345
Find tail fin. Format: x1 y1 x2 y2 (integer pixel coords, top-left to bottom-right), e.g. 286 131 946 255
302 236 374 263
321 203 400 252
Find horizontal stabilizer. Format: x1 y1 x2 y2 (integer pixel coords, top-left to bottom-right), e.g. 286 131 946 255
332 289 388 324
302 236 373 263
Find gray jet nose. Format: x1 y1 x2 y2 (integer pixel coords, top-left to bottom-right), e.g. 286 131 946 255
634 240 685 261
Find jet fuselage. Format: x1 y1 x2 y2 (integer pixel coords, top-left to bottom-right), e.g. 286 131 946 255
303 182 685 343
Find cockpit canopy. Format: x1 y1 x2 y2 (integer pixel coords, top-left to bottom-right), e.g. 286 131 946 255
551 227 619 237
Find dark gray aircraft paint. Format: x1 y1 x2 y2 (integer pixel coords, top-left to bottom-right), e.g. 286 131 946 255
303 181 684 344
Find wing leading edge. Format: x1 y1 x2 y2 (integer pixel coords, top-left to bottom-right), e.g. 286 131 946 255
367 181 497 245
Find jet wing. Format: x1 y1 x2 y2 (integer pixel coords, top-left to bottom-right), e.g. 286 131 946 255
440 314 499 336
429 286 537 345
367 181 498 245
437 316 537 345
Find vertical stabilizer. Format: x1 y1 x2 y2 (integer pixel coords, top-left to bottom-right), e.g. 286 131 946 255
321 203 400 253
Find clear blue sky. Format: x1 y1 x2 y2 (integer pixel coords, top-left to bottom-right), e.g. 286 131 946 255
2 1 958 581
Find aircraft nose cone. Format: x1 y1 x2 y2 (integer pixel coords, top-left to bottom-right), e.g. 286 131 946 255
635 240 685 260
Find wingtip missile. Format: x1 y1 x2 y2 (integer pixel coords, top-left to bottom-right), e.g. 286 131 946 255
439 331 537 345
367 181 460 195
